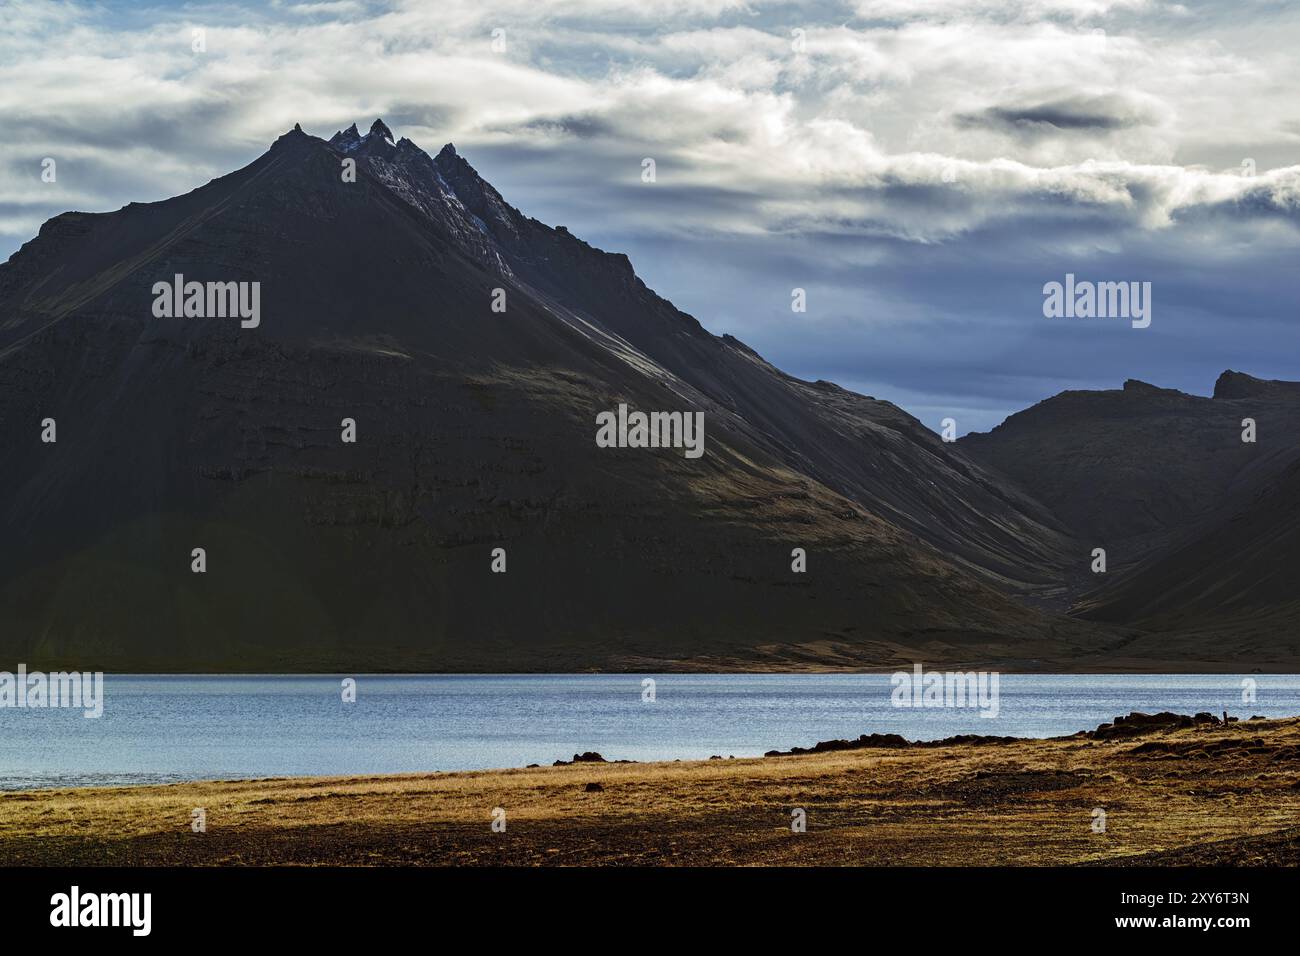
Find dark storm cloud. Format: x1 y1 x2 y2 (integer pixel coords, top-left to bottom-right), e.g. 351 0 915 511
519 113 615 139
957 93 1157 136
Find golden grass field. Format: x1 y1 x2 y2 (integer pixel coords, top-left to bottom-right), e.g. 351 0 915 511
3 715 1298 866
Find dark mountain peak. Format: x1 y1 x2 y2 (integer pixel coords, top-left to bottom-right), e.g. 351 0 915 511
435 144 492 183
328 120 396 154
1122 378 1159 392
968 379 1190 436
434 144 476 181
1116 378 1192 400
305 123 621 278
1214 369 1255 399
270 124 314 154
430 143 521 238
328 123 361 148
1213 369 1300 401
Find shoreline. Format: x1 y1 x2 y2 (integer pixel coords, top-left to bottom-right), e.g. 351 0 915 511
4 712 1299 866
10 662 1300 675
2 707 1286 793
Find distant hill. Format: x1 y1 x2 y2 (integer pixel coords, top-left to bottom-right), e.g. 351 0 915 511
961 370 1300 648
960 373 1300 562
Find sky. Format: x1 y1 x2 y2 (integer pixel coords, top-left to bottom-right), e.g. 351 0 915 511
1 0 1296 433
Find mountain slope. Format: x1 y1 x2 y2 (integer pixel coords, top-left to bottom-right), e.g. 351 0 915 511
337 121 1079 590
0 121 1104 671
960 371 1300 642
1074 455 1300 657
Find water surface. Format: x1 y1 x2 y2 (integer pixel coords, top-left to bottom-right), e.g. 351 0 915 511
0 673 1293 790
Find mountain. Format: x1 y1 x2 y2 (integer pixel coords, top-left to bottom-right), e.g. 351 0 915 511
959 374 1300 566
960 371 1300 645
0 120 1104 672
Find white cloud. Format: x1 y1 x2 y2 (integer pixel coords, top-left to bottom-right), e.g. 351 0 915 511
0 0 1295 279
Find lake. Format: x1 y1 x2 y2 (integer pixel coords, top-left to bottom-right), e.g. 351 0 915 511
0 673 1295 790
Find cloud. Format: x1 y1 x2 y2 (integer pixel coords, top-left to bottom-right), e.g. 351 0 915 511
957 92 1159 135
0 0 1296 431
853 0 1162 22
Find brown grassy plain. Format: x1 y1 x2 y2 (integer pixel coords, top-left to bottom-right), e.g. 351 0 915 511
3 716 1298 866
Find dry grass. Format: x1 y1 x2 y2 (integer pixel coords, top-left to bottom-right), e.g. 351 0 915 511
3 717 1300 866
